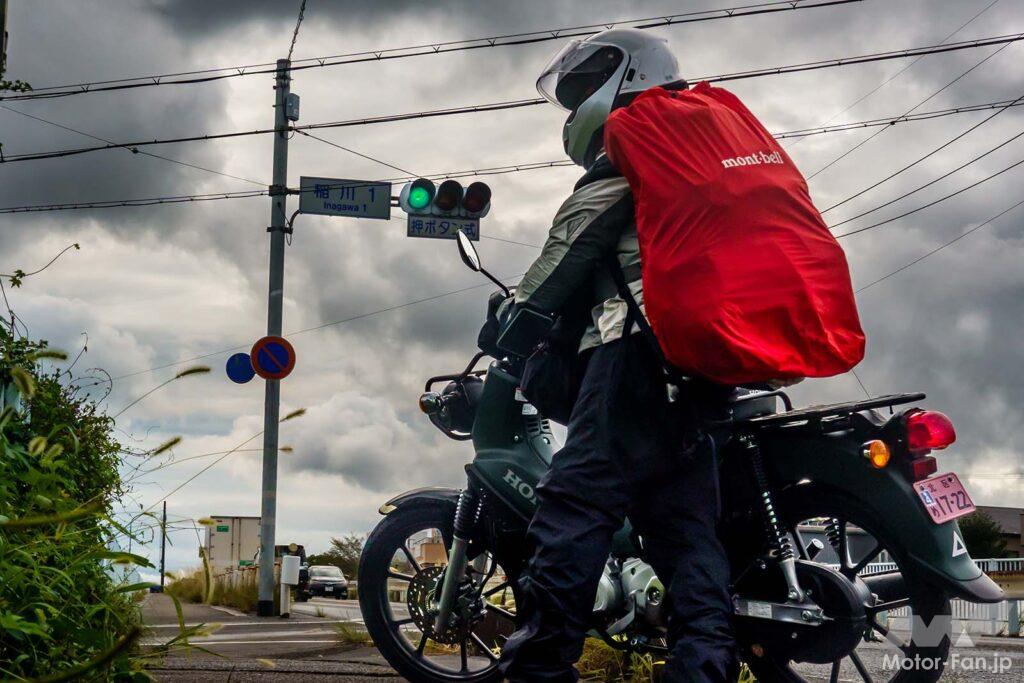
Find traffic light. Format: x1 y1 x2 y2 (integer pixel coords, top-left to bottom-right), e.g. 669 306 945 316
398 178 491 218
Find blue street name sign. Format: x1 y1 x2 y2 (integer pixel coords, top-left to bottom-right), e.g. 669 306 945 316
299 176 391 220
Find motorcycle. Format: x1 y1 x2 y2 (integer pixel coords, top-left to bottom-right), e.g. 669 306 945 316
358 230 1003 682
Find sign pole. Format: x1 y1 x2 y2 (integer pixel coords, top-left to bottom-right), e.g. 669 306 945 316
159 500 167 593
257 58 291 617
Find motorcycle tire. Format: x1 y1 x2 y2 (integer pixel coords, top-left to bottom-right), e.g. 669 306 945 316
359 499 519 683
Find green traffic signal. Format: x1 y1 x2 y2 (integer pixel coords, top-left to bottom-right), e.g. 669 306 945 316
408 185 432 210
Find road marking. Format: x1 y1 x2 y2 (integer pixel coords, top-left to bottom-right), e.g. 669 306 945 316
146 619 354 628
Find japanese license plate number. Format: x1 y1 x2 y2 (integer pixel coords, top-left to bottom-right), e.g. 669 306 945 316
913 472 975 525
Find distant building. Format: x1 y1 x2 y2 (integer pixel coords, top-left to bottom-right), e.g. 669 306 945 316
975 506 1024 557
409 528 448 567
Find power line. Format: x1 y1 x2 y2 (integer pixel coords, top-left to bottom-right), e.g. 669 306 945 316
0 104 265 185
822 92 1024 214
0 98 546 164
834 154 1024 239
829 127 1024 230
0 0 860 102
286 0 308 63
773 98 1024 139
806 37 1018 179
6 33 1024 165
107 273 524 382
787 0 1001 148
3 97 1020 215
855 197 1024 293
694 32 1024 85
0 158 577 214
294 129 417 176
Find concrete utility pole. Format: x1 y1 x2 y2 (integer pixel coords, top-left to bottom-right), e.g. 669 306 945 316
257 58 292 617
159 501 167 593
1 0 9 75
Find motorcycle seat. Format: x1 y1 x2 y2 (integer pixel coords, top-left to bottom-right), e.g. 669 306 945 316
727 389 780 422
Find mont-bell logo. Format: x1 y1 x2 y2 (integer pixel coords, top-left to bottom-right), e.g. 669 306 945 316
721 150 785 169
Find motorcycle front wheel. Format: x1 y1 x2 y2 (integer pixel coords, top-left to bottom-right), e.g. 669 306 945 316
359 499 520 683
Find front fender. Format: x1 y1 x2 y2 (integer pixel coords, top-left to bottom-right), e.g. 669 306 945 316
762 431 1004 603
378 486 461 515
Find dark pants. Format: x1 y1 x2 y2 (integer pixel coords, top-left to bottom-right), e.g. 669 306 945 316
499 336 737 682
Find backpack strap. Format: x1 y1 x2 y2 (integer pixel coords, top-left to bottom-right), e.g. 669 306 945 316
603 255 685 387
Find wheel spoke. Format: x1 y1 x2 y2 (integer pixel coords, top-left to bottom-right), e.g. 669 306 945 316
471 632 499 662
850 541 882 576
387 570 415 582
416 632 429 656
460 640 469 672
401 544 422 573
393 617 414 627
837 519 852 573
483 601 516 622
869 618 912 654
829 659 841 683
792 525 811 560
849 650 874 682
867 597 911 614
483 581 510 598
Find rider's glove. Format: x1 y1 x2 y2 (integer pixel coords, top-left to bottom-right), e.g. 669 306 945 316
477 290 513 357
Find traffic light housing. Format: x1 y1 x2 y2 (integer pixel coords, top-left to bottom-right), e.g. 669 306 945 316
398 178 491 218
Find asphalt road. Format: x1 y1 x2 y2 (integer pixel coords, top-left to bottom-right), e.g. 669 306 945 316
142 594 1024 681
141 594 402 681
791 643 1024 682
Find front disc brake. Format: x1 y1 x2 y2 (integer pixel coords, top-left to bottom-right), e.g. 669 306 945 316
406 565 476 645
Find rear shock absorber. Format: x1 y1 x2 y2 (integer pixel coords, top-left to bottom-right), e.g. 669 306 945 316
744 436 805 602
825 518 848 566
434 488 480 632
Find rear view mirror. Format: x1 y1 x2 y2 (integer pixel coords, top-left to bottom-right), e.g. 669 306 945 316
456 230 481 272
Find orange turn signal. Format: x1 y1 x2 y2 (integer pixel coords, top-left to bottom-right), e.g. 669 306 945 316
863 440 891 469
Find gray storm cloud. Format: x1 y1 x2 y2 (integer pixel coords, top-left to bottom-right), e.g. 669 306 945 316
2 0 1022 569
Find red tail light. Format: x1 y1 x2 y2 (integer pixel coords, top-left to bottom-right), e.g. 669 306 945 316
910 455 938 481
906 410 956 453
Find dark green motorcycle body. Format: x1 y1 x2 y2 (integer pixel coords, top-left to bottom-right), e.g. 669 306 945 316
385 364 1002 603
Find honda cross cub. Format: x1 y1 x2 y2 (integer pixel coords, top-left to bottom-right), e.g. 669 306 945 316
359 231 1003 682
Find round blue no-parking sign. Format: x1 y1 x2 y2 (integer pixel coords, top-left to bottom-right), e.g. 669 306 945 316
250 336 296 380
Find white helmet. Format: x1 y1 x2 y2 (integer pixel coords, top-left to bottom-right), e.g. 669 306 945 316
537 28 683 167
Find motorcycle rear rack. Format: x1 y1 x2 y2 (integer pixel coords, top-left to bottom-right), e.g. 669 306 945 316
742 392 925 430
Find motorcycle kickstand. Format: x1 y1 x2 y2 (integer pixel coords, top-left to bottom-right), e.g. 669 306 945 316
434 489 480 633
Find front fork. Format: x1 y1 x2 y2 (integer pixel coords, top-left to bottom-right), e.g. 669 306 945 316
434 488 480 632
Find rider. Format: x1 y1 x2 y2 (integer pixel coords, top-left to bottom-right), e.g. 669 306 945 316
494 29 737 683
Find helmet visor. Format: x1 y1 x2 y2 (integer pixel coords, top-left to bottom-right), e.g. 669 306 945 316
537 41 625 111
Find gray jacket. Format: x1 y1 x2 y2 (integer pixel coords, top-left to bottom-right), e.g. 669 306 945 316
514 157 644 352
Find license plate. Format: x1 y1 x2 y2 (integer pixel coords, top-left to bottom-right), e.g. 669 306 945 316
324 586 333 592
914 472 975 524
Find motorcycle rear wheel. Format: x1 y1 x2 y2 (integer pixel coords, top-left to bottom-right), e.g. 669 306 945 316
740 486 952 683
359 500 520 683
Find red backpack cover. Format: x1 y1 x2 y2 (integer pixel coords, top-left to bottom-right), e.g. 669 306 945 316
604 83 865 385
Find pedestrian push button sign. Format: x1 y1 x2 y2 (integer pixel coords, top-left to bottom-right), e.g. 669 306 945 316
250 336 296 380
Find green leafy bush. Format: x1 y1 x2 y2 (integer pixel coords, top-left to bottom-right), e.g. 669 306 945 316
0 331 145 680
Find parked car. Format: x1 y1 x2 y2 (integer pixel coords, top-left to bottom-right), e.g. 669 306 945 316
305 564 349 599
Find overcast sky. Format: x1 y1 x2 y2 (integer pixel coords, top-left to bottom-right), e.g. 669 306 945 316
2 0 1022 575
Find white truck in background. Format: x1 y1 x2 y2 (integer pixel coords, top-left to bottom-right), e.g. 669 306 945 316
202 515 260 572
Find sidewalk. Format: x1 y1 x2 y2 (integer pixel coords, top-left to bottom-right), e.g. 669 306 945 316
141 594 402 681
